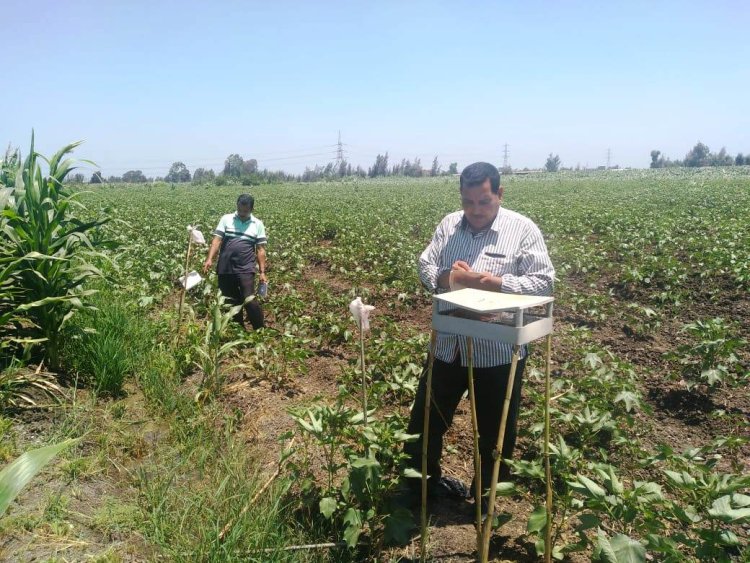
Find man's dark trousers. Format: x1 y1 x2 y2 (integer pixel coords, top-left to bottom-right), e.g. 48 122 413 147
217 273 264 329
404 353 526 492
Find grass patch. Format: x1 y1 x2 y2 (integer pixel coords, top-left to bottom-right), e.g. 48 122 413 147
61 297 154 398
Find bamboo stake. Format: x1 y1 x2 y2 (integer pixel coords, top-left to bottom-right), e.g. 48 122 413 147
360 321 368 429
480 344 521 563
544 334 553 563
466 337 483 555
177 230 193 333
420 330 438 563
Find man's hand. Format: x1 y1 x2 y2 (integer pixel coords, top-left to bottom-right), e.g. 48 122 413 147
477 272 502 291
202 259 212 274
451 260 472 272
450 270 503 292
259 272 268 284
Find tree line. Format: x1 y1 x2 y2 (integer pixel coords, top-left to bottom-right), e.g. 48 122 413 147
650 142 749 168
78 153 460 185
11 140 748 186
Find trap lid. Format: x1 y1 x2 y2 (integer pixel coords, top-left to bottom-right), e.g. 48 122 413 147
433 288 553 313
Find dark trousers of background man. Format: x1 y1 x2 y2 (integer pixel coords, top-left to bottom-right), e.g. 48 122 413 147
404 353 526 492
217 273 264 330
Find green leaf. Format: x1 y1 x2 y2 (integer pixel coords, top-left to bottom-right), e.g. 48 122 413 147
319 497 337 519
701 368 723 385
593 529 617 563
393 431 420 442
609 534 646 563
350 456 379 469
342 507 362 547
402 467 422 479
584 352 603 368
0 439 78 516
383 506 414 545
632 481 663 502
708 495 750 523
527 505 547 533
570 475 606 499
614 391 639 412
577 512 601 531
719 529 739 546
495 481 516 496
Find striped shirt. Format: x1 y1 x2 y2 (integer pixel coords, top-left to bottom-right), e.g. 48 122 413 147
419 207 554 367
214 213 267 275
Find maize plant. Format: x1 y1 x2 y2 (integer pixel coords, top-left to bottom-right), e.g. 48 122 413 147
0 133 109 370
193 292 246 400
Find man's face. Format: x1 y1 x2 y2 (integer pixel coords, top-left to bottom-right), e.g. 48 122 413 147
236 203 252 220
460 179 502 232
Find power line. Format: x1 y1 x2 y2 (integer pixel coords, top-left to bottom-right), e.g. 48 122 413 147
502 143 510 169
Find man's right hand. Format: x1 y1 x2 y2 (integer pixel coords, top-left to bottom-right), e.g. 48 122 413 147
451 260 472 272
202 259 212 274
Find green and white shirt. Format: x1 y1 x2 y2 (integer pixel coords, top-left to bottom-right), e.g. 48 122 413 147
214 213 267 275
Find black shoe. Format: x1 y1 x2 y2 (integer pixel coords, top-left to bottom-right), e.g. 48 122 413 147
428 476 470 500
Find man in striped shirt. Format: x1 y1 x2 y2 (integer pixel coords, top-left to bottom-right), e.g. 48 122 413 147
404 162 555 506
203 194 268 329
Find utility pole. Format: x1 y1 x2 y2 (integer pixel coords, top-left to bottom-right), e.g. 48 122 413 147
606 148 611 169
336 131 344 166
503 143 510 170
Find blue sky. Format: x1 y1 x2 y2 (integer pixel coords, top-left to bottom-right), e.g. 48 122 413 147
3 0 748 176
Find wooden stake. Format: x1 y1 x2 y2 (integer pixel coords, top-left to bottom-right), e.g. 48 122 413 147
466 337 483 555
420 330 438 563
480 344 521 562
544 334 553 563
177 230 193 334
360 322 368 429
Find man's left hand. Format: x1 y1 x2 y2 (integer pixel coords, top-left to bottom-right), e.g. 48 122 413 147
259 272 268 284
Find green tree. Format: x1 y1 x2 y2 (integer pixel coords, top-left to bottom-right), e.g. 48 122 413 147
241 159 258 175
405 157 423 177
447 162 458 174
368 153 389 177
89 171 104 184
430 156 440 176
223 154 244 177
545 153 561 172
650 150 662 169
710 147 733 166
736 153 746 166
122 170 147 183
165 162 191 183
684 142 710 167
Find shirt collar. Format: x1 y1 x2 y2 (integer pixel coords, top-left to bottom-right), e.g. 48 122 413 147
234 213 254 224
460 208 504 234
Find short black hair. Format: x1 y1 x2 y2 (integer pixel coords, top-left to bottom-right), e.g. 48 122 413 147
237 193 254 210
460 162 501 194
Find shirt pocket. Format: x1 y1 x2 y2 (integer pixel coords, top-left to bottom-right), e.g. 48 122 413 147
476 247 517 276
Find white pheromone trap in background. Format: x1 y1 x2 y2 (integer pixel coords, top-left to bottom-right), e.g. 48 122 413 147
419 287 555 563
